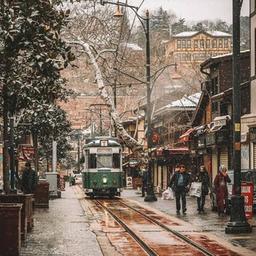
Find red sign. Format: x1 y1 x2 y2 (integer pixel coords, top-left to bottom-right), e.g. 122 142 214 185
19 145 35 161
241 182 254 219
152 132 160 144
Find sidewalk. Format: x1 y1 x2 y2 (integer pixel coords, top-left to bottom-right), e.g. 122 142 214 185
122 189 256 252
21 185 102 256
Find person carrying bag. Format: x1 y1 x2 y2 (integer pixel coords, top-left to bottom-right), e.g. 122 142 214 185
194 165 210 214
189 181 202 198
169 164 190 215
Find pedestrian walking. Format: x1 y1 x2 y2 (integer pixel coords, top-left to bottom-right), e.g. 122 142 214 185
195 165 210 214
141 169 147 197
169 164 190 215
213 165 231 216
21 161 38 194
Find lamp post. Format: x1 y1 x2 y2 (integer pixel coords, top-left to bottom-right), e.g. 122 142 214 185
101 0 157 201
225 0 251 234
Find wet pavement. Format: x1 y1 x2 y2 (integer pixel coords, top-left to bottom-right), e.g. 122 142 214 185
122 189 256 252
20 186 256 256
21 185 102 256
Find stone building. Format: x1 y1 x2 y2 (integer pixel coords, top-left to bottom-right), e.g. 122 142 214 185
165 30 232 64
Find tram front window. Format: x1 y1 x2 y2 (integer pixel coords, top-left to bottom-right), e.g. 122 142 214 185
88 154 97 168
97 154 112 168
113 153 120 168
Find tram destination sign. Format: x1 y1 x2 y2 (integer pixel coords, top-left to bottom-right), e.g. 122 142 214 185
97 148 112 153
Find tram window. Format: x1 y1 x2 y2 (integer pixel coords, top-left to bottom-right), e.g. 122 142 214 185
88 154 97 168
97 155 112 168
113 154 120 168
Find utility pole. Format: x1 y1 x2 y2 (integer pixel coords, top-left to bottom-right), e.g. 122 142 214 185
225 0 251 234
144 10 157 202
100 1 157 201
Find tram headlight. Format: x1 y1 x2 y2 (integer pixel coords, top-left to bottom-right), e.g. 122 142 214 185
102 177 108 184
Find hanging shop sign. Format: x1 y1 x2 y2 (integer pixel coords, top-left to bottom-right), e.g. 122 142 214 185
129 159 139 168
19 145 35 161
197 135 205 148
206 133 215 146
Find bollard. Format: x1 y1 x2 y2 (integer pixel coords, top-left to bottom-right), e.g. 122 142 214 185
0 203 22 256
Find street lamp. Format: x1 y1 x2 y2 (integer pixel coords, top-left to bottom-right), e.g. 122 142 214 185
225 0 251 234
101 0 157 201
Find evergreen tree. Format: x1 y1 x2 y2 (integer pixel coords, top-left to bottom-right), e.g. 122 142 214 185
171 18 190 35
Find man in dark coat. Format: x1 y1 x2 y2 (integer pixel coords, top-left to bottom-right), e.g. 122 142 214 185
195 165 210 213
214 165 231 216
21 162 38 194
169 164 190 215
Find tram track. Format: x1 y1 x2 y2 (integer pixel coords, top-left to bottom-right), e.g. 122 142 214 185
95 199 157 256
95 199 215 256
75 185 246 256
118 200 215 256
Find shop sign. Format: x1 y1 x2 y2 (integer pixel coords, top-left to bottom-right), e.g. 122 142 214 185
206 133 215 146
216 130 228 144
241 182 254 219
241 133 248 143
129 159 138 167
250 127 256 142
214 118 227 127
126 176 133 188
197 136 205 148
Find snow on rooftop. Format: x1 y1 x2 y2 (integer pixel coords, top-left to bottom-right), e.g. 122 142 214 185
209 31 232 37
173 31 198 37
173 31 231 38
168 92 201 108
120 43 143 51
211 49 249 60
156 92 202 115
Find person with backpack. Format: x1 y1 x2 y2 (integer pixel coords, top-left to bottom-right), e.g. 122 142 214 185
169 164 190 215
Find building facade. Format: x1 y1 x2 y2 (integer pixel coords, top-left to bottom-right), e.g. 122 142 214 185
240 1 256 169
190 51 250 182
150 93 201 191
165 31 232 64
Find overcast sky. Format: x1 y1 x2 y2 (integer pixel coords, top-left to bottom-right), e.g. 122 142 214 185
128 0 249 24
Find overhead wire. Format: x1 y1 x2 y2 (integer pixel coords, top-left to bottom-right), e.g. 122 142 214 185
113 0 145 85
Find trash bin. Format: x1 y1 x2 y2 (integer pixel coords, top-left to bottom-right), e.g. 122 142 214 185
34 179 49 208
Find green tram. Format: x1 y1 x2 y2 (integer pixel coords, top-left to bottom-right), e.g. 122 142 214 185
82 137 123 198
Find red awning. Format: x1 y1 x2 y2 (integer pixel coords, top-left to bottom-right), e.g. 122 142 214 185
166 147 190 155
179 128 195 142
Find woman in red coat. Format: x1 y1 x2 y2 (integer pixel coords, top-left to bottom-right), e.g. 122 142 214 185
214 165 231 216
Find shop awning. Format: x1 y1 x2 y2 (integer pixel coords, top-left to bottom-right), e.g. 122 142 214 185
179 128 195 142
209 115 231 132
166 146 190 155
194 125 207 136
